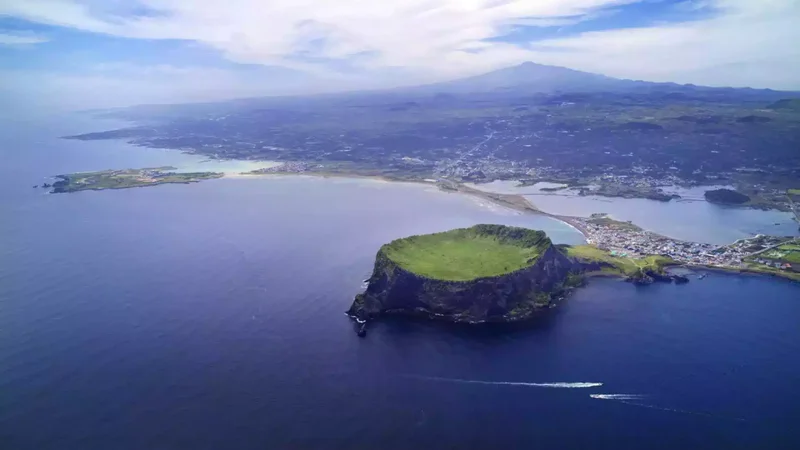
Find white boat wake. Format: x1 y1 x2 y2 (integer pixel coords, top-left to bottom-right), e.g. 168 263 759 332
590 393 745 421
590 394 646 400
408 375 602 389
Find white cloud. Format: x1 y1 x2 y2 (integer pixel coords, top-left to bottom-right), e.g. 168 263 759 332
0 32 49 46
524 0 800 89
1 0 798 98
0 0 641 76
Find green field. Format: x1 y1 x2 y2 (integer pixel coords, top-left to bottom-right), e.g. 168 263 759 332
788 189 800 195
776 251 800 264
759 243 800 264
743 263 800 281
743 240 800 280
564 245 675 276
784 254 800 264
382 225 549 281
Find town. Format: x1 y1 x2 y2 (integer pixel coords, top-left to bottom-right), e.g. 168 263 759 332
568 214 798 277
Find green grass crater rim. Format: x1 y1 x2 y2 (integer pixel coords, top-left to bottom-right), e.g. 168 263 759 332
380 224 551 281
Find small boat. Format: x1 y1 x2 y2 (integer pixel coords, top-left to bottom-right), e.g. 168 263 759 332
357 323 368 337
698 273 707 280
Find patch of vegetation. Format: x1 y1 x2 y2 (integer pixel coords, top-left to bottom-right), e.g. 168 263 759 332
539 186 568 192
382 225 551 281
788 189 800 195
772 248 800 264
783 253 800 264
742 263 800 282
704 188 751 205
582 184 679 202
564 245 676 277
756 242 800 264
742 241 799 280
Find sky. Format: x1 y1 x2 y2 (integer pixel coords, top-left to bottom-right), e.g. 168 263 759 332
1 0 798 109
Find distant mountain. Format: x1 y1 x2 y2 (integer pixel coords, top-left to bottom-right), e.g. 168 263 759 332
414 61 794 101
95 61 798 122
424 61 619 93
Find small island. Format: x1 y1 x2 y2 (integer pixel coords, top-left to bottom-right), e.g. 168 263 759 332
348 225 681 329
44 167 223 193
704 188 751 205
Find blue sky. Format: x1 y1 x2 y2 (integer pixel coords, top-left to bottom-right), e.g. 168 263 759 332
487 0 719 45
1 0 798 109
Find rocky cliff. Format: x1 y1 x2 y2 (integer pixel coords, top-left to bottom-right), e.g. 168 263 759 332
348 227 580 324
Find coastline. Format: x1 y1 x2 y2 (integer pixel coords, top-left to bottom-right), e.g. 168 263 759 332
42 161 799 283
689 263 800 283
225 170 428 186
249 172 596 240
232 170 800 283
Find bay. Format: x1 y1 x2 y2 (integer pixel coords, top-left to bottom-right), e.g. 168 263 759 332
2 117 799 449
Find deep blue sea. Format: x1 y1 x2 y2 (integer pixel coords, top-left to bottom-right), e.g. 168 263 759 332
2 116 800 449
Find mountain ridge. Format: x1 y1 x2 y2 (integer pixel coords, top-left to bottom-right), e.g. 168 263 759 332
409 61 794 100
93 61 798 117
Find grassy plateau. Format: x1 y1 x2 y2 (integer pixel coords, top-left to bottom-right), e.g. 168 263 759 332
381 225 550 281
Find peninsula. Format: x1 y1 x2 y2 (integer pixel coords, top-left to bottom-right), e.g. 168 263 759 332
347 224 679 327
43 167 223 193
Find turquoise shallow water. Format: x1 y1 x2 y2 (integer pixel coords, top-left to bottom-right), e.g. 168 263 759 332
2 116 800 449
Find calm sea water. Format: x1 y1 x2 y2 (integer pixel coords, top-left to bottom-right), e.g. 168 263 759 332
2 117 800 449
467 181 800 245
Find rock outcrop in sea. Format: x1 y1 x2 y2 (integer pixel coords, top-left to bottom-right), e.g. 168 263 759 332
347 225 581 324
348 224 687 331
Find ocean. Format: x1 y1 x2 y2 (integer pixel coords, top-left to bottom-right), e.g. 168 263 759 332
2 116 800 449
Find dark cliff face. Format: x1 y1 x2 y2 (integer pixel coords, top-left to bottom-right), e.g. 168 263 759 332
348 244 579 323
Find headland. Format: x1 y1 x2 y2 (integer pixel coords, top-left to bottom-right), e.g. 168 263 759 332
40 167 223 193
348 225 684 330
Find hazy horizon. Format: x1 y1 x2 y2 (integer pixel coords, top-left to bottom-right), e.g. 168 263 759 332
2 0 799 110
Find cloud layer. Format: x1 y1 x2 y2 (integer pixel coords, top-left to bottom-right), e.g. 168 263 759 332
1 0 798 108
0 32 49 46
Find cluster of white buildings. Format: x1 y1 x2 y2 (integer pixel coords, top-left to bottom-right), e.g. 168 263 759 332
576 219 749 268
